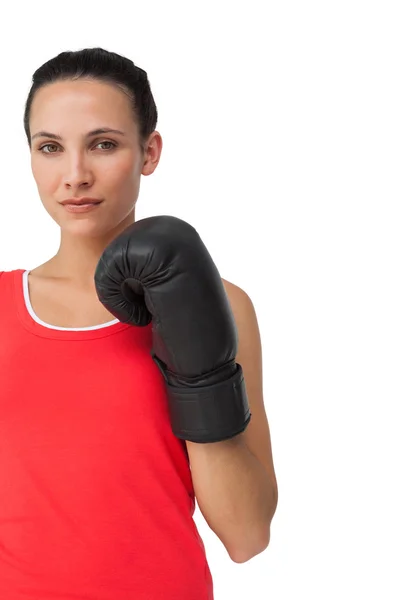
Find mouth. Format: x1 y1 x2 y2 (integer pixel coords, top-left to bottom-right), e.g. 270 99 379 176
60 198 103 206
61 202 103 213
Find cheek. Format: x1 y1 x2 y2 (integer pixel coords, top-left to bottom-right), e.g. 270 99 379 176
32 163 58 191
101 155 140 189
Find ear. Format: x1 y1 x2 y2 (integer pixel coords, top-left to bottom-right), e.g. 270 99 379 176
142 131 163 176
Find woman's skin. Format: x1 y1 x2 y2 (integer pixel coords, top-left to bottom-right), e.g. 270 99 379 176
29 78 162 290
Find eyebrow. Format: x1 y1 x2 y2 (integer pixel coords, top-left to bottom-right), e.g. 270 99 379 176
31 128 126 141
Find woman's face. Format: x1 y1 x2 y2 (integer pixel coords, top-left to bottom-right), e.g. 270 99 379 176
29 78 162 236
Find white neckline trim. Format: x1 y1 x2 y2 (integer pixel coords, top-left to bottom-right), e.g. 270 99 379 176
22 270 120 332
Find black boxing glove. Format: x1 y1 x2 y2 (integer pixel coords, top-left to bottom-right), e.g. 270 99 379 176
94 215 251 443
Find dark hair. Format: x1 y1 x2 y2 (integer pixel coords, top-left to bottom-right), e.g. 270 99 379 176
23 47 158 153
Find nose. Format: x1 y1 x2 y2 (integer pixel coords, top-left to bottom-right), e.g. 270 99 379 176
63 154 94 190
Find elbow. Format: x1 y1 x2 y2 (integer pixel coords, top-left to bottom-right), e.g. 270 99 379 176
228 529 271 564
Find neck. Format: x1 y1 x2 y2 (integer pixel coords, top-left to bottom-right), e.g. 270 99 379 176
39 213 136 289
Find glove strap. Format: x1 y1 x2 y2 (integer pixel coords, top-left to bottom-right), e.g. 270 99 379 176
161 363 252 443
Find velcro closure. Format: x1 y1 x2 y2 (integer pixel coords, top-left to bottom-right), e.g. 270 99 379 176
165 364 252 443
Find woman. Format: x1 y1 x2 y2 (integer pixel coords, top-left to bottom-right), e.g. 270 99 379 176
0 47 278 599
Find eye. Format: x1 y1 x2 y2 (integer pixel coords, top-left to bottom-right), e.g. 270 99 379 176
39 143 59 154
96 141 117 150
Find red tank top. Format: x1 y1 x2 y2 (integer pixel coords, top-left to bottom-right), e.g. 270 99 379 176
0 269 214 599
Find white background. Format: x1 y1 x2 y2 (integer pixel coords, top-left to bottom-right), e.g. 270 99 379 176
1 1 399 598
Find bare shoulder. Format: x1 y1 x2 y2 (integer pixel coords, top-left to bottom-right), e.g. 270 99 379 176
221 277 243 296
221 278 257 325
221 278 261 368
221 277 250 304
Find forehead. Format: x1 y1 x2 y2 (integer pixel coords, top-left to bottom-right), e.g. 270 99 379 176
30 79 134 130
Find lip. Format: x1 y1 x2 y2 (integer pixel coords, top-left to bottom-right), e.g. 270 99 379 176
62 202 102 214
60 197 103 205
